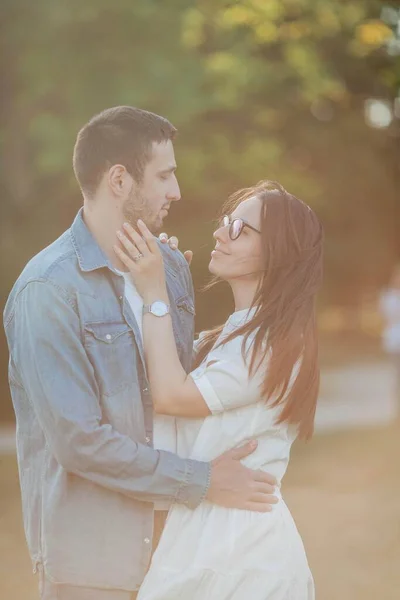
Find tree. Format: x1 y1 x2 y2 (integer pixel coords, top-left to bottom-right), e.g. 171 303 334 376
1 0 399 419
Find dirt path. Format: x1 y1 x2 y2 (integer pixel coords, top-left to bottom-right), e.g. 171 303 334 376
284 422 400 599
1 356 399 598
1 422 399 599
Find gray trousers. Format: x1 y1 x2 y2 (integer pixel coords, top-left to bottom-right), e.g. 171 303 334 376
39 511 168 600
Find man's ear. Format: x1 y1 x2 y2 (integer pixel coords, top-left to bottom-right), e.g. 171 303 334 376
108 164 133 197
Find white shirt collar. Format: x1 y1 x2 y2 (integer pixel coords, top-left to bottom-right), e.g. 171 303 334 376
227 306 258 327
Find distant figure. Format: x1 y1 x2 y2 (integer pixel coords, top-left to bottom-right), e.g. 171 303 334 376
379 264 400 410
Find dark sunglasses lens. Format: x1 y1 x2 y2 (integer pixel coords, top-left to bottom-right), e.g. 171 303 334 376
230 219 243 240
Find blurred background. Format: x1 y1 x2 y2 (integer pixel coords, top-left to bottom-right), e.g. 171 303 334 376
1 1 400 598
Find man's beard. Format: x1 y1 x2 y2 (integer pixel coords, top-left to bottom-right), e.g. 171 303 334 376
122 187 160 234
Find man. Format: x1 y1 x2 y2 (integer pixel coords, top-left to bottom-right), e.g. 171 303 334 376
3 106 277 600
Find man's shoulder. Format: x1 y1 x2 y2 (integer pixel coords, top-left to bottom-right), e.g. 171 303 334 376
4 228 78 316
158 239 194 296
157 238 188 272
26 230 76 278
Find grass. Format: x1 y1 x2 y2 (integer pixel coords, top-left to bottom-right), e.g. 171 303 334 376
1 421 399 599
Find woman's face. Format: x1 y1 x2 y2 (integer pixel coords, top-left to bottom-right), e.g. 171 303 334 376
209 195 264 282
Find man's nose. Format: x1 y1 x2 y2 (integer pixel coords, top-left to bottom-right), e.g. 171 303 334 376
167 176 181 202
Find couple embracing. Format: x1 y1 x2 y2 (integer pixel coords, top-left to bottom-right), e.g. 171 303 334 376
4 105 323 600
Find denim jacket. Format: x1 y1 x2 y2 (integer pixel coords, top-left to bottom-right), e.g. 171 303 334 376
3 208 211 591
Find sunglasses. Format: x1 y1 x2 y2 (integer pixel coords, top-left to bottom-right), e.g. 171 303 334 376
220 215 262 240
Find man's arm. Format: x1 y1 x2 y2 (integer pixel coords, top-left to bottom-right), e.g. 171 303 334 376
5 279 210 509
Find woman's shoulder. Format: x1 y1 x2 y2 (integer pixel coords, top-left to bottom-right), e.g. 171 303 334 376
194 309 266 370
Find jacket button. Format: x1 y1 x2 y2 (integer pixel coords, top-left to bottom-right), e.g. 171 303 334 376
143 387 149 393
105 334 112 341
145 436 151 443
144 537 150 544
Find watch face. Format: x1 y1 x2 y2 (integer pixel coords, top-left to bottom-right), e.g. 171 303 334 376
151 301 169 317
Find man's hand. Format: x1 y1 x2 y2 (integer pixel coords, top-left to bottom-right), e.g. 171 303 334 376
159 233 193 266
206 440 279 512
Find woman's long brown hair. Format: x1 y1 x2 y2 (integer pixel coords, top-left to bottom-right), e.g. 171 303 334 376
193 181 324 440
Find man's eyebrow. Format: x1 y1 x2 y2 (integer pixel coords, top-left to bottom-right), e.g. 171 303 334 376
158 165 177 174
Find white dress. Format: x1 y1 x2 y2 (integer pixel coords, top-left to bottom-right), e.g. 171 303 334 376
137 308 315 600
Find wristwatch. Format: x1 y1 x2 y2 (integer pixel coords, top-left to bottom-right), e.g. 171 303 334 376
143 300 170 317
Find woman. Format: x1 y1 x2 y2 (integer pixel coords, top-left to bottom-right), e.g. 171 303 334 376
114 180 324 600
379 264 400 411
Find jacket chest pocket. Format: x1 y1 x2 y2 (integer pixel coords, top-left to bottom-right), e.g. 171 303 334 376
83 321 138 397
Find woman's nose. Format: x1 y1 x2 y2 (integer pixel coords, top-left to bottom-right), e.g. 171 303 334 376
213 225 227 242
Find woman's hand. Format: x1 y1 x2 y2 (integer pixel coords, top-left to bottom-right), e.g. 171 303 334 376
159 232 193 265
114 220 167 303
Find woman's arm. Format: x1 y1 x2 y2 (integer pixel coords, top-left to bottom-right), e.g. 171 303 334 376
114 220 211 418
142 294 212 418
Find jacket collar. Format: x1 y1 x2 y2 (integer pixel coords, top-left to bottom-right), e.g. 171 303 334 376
70 207 116 273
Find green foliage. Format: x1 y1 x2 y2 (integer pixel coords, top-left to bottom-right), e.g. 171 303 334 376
1 0 399 418
1 0 399 284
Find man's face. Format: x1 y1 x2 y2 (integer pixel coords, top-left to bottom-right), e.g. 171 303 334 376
122 140 181 233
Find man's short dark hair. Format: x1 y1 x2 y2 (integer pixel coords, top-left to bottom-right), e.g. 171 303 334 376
73 106 177 198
